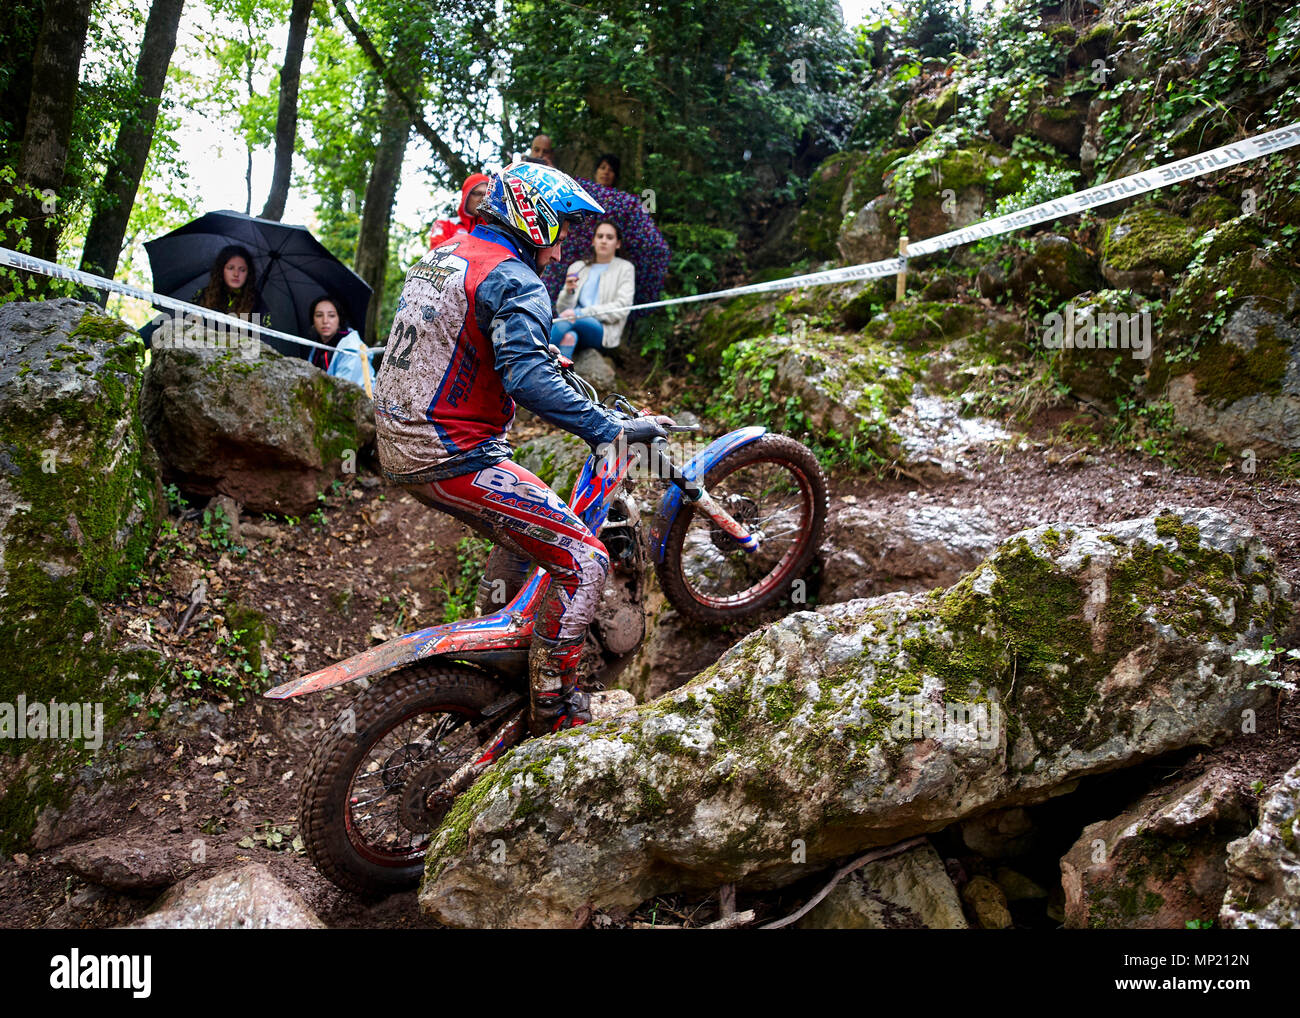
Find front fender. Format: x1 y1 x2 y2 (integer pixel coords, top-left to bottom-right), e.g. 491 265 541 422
648 425 766 564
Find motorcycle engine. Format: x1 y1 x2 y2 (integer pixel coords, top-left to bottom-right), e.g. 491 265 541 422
591 495 646 658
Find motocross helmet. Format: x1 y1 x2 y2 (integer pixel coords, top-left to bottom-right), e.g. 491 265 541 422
477 161 605 250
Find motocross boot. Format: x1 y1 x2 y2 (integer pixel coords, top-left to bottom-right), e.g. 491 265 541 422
529 633 591 736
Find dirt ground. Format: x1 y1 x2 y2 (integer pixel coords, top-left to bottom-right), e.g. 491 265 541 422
0 400 1296 929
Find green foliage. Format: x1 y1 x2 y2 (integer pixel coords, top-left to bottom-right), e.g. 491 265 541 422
895 0 978 60
499 0 862 222
440 535 492 623
1233 635 1300 693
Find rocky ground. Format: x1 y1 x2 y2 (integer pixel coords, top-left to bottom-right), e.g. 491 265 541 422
0 392 1296 929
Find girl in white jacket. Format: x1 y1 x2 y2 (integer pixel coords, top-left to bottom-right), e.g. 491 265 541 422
551 220 636 357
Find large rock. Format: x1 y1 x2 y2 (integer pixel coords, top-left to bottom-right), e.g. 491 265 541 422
0 300 167 852
571 349 616 394
798 840 968 929
129 864 326 929
1100 206 1196 294
838 143 1026 264
1061 768 1254 928
1220 761 1300 929
142 343 374 514
1153 249 1300 457
60 831 189 892
418 508 1291 927
1009 234 1103 304
821 503 1002 604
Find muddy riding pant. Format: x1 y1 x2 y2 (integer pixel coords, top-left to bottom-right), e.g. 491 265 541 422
403 459 608 709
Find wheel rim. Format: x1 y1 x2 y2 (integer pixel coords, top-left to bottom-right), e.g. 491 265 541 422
342 705 486 868
677 456 815 609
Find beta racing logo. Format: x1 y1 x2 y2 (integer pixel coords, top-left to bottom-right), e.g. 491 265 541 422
472 466 570 524
507 178 547 245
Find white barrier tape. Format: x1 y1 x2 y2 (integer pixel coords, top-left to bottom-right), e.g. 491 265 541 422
6 122 1299 335
585 119 1300 317
907 120 1300 256
0 246 353 353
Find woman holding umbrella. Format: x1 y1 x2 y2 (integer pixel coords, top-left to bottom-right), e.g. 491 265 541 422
194 244 272 324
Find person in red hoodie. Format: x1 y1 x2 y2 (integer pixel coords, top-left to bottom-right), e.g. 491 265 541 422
427 173 489 249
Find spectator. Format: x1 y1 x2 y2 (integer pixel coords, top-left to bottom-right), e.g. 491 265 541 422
593 153 620 188
194 244 271 323
428 173 489 249
529 134 554 166
307 295 375 390
550 220 635 358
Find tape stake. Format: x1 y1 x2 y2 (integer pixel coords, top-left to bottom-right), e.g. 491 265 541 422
896 234 909 303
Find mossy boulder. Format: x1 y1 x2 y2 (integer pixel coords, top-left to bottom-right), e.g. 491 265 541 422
1100 206 1197 294
1053 290 1155 407
899 83 959 137
714 328 919 463
791 150 895 262
1061 768 1254 929
418 508 1292 927
1220 759 1300 929
1152 249 1300 456
1009 234 1104 304
142 342 375 514
840 142 1028 263
0 299 169 851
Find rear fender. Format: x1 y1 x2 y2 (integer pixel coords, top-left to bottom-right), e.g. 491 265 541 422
648 425 766 564
263 570 546 699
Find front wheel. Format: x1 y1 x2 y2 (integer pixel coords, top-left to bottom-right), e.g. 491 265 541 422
656 433 828 625
298 664 508 896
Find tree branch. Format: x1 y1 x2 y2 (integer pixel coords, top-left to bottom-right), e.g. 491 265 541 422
329 0 470 180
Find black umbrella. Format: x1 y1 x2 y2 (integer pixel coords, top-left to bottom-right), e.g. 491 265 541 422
142 210 372 357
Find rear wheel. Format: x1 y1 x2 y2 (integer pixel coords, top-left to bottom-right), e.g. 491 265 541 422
655 434 828 625
299 664 508 895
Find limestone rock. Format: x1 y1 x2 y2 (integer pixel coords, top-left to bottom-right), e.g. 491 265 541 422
60 832 189 892
1061 768 1254 928
962 875 1013 929
419 508 1290 927
142 342 374 514
130 864 326 929
572 348 616 394
799 841 968 929
821 503 1002 604
1220 761 1300 929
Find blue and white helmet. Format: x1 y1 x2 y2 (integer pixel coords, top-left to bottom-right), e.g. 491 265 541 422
478 161 605 250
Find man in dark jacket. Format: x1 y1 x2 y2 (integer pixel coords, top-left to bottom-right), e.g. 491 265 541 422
374 161 665 736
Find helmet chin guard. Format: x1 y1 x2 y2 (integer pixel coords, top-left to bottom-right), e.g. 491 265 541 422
478 161 605 250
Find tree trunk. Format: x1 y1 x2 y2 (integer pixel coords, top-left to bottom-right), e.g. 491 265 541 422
353 89 411 342
4 0 92 287
0 0 49 160
330 0 470 181
79 0 185 283
258 0 314 221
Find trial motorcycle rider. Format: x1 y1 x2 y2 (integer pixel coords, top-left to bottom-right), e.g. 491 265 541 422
372 160 668 738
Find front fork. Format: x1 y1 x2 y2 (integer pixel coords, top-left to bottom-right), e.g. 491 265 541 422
650 441 761 552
